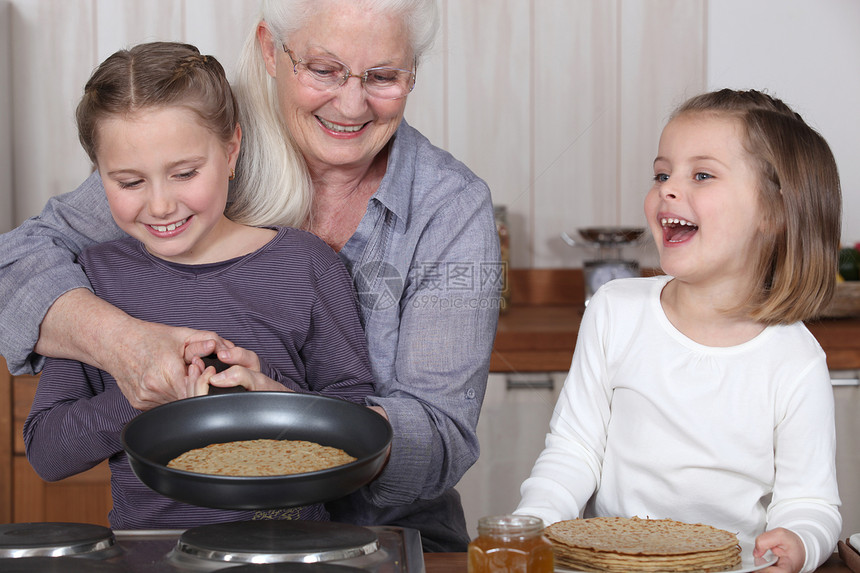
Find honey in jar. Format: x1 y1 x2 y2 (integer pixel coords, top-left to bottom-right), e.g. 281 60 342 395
467 514 554 573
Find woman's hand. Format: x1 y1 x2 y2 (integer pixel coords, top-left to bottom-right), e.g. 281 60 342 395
185 346 289 396
368 405 389 421
110 320 233 408
754 527 805 573
35 289 234 410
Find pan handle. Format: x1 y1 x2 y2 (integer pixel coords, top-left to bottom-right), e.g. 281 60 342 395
207 385 247 395
200 353 248 395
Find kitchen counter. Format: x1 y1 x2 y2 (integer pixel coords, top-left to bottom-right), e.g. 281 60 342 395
424 552 852 572
491 269 860 372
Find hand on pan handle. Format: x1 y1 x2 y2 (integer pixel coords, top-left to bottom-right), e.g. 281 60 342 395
103 320 233 410
183 334 236 365
185 345 290 396
368 405 389 421
197 354 245 395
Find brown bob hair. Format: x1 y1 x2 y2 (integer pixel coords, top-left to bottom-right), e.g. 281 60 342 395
672 89 842 324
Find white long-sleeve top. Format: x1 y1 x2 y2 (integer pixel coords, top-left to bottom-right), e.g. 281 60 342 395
515 276 841 573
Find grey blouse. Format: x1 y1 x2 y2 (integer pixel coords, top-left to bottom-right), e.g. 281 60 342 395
0 120 501 550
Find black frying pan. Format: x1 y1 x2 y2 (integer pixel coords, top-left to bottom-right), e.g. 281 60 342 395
121 391 392 510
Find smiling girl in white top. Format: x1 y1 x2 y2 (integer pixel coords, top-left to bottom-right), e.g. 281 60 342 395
515 89 842 573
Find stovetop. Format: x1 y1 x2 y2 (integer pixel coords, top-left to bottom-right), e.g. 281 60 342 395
0 522 425 573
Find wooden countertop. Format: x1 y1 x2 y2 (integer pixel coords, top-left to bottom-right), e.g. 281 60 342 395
491 269 860 373
424 552 852 572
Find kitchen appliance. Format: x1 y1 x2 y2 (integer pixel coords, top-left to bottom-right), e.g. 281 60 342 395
0 394 407 571
0 521 424 572
561 227 646 305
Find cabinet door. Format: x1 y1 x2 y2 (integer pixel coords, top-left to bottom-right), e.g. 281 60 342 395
13 457 111 525
12 374 112 525
456 372 566 539
834 381 860 540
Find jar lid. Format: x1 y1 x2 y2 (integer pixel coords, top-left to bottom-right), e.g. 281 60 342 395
477 514 544 537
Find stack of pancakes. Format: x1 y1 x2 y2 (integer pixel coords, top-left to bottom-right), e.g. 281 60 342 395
545 516 741 572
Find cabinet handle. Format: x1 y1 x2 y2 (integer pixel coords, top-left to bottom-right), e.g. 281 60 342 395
506 375 554 390
831 370 860 386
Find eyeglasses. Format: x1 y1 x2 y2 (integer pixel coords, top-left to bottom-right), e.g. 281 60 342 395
283 46 415 100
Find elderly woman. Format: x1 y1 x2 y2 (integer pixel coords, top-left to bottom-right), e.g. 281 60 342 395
0 0 499 553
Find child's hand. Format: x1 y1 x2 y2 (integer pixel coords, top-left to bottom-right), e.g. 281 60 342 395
197 365 287 395
754 527 805 573
185 347 289 396
210 345 261 371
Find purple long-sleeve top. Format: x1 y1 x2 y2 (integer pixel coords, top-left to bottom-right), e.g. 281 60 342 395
23 227 375 529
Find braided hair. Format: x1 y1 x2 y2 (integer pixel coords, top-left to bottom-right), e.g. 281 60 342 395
76 41 238 164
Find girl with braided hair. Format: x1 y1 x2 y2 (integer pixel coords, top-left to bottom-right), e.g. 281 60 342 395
23 41 376 529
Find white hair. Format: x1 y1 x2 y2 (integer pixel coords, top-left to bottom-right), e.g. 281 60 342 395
261 0 439 61
228 0 440 228
228 22 311 228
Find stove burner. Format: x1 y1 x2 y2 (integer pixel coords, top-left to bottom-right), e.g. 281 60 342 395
176 520 380 564
224 563 364 572
0 523 115 558
0 556 127 573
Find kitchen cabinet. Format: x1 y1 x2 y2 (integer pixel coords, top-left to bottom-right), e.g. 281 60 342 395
833 378 860 542
6 370 112 525
0 358 9 522
456 371 566 539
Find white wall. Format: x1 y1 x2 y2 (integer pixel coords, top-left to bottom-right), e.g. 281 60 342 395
0 0 12 233
5 0 259 233
707 0 860 249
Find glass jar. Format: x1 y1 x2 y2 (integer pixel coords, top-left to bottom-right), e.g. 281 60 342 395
494 205 511 313
467 514 554 573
